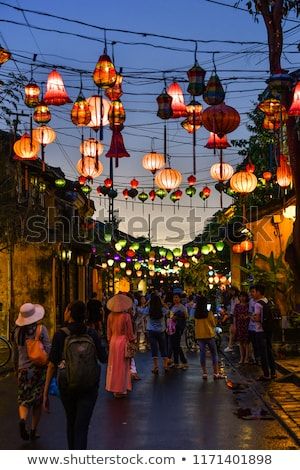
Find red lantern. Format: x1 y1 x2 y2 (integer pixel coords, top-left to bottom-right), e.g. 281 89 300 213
96 185 103 194
205 132 231 149
202 186 211 198
104 178 113 188
126 249 135 258
289 81 300 116
277 154 292 188
106 129 130 159
79 175 87 185
202 102 240 137
105 72 123 101
156 89 173 119
174 189 183 200
130 178 139 189
33 100 51 124
24 82 40 108
123 188 129 200
149 189 156 201
240 240 253 252
263 171 273 182
232 244 244 254
71 92 91 126
187 175 197 186
93 53 117 89
108 100 126 130
187 62 206 96
44 69 72 106
166 81 187 118
246 162 255 173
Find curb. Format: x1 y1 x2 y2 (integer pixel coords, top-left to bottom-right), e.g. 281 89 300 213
222 351 300 447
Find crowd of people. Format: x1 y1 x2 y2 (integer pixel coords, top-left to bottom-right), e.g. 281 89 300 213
11 282 276 449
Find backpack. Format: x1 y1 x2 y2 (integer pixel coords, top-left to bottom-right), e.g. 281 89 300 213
26 325 49 367
58 327 100 391
258 300 274 334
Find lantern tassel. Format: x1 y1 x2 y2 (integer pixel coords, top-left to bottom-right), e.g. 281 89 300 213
41 144 45 172
193 109 196 175
164 123 167 164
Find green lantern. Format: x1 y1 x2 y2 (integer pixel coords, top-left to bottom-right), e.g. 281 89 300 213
156 188 167 200
170 192 178 203
173 247 182 257
166 250 174 261
104 232 112 243
55 178 66 188
82 185 92 194
131 242 140 251
207 243 214 253
119 239 127 248
138 191 148 203
215 241 225 252
120 261 126 269
186 246 194 257
185 186 196 197
115 242 122 251
145 244 151 253
159 247 167 257
193 246 199 255
201 245 210 255
134 261 141 270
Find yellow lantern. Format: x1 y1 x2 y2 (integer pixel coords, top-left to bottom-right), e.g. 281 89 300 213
71 92 91 126
155 167 182 191
230 171 257 194
210 162 234 182
142 152 165 174
93 53 117 89
86 95 110 130
76 157 103 179
32 126 56 145
277 155 292 188
24 82 40 108
0 46 11 65
13 133 40 160
80 138 104 158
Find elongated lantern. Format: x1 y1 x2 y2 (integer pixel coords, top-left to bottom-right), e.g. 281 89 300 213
288 81 300 116
166 81 187 118
33 100 51 124
0 46 11 65
277 155 292 188
93 53 117 89
202 102 240 137
105 72 123 101
24 82 40 108
71 91 91 126
87 95 110 131
106 129 129 158
187 62 206 96
203 73 225 105
108 99 126 130
156 89 173 119
44 69 72 106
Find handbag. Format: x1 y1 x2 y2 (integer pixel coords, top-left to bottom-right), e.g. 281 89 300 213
26 324 49 366
125 341 137 359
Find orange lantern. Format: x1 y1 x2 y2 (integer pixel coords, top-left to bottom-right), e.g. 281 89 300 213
232 244 244 254
258 98 283 115
246 162 255 173
202 102 240 137
288 81 300 116
277 154 292 188
32 125 56 145
0 46 11 65
262 115 281 131
230 171 257 194
105 72 123 101
210 162 234 182
71 92 91 126
24 82 40 108
240 240 253 252
263 171 273 182
142 152 165 174
93 53 117 89
86 95 110 131
108 99 126 130
181 119 201 134
186 100 202 125
202 186 211 198
166 81 187 118
130 178 139 189
13 133 40 160
33 100 51 124
155 167 182 191
80 138 104 158
76 157 103 179
205 132 231 149
44 69 72 106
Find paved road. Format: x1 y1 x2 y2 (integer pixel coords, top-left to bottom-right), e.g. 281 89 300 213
0 352 298 450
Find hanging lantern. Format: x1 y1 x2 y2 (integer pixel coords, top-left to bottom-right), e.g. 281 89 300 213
13 133 39 160
33 100 51 124
277 154 292 188
210 162 234 182
142 152 165 174
128 188 138 199
130 178 139 189
166 81 187 118
156 89 173 119
79 175 87 185
174 189 183 200
44 69 72 105
201 245 210 255
105 72 123 101
87 95 110 130
186 247 194 257
240 240 253 252
96 185 103 195
24 82 40 108
155 167 182 191
203 72 225 105
262 115 281 131
186 100 202 125
215 241 225 252
258 98 283 116
181 119 201 134
138 191 148 203
205 132 231 149
246 162 255 173
289 81 300 116
104 178 113 188
173 247 182 257
159 247 167 257
202 102 240 137
76 157 103 179
131 242 140 251
106 129 130 159
170 192 179 203
202 186 211 198
123 188 129 200
126 249 135 258
232 244 244 254
93 53 117 89
187 62 206 96
55 178 66 188
0 46 11 65
186 186 196 197
149 189 156 201
108 188 118 199
32 125 56 145
263 171 273 182
156 188 167 200
80 138 104 158
119 239 127 248
81 184 92 194
230 171 257 194
187 175 197 186
108 99 126 130
71 91 91 126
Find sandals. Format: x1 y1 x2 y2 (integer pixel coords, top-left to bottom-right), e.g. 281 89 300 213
202 373 208 380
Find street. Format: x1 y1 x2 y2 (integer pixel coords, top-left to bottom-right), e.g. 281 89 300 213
0 352 298 450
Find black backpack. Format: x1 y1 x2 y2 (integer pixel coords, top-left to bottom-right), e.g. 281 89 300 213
258 300 274 334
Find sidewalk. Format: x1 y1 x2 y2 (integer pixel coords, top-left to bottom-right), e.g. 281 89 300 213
222 347 300 446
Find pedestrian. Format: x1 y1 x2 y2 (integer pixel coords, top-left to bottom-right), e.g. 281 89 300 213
144 292 169 374
87 292 103 335
43 301 106 450
170 294 188 369
12 303 51 441
250 285 276 381
194 298 223 380
224 286 240 353
135 295 148 350
233 292 250 364
105 293 135 398
248 289 260 364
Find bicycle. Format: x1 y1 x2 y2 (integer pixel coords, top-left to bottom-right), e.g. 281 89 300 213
0 336 12 367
